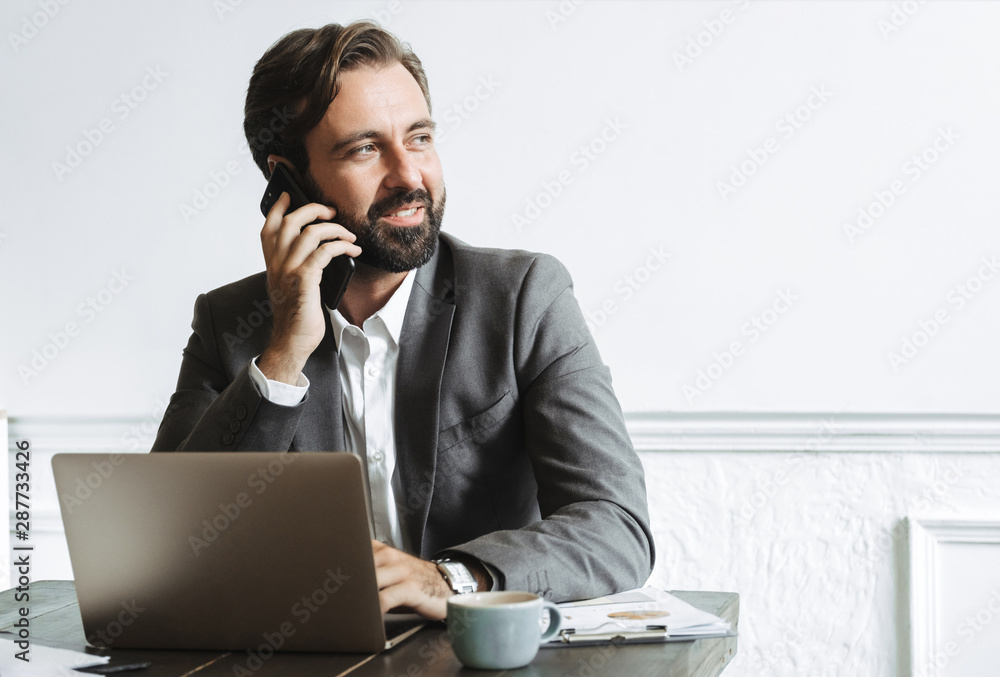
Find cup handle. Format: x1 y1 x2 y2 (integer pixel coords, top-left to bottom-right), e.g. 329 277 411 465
539 601 562 643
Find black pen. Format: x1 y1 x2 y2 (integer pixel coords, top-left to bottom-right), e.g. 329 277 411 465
78 661 152 674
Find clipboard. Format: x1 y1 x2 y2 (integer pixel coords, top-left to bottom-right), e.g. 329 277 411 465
540 587 736 648
543 626 738 647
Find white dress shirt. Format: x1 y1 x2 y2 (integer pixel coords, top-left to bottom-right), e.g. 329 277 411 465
249 272 416 550
248 273 498 589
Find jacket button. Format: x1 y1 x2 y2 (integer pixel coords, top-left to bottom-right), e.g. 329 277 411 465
236 405 247 420
230 420 241 433
222 431 234 445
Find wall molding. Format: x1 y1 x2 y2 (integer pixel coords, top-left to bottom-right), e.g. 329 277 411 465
908 518 1000 677
7 412 1000 454
7 416 159 454
625 412 1000 453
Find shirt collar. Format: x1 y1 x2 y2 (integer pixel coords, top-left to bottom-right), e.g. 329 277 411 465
327 270 416 351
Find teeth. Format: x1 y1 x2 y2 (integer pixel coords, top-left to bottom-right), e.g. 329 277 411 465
389 207 418 217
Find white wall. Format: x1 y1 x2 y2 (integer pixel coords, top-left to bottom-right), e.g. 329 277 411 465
641 447 1000 677
3 2 1000 675
3 0 999 414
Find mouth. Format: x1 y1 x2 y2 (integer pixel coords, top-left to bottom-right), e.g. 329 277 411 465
380 203 425 227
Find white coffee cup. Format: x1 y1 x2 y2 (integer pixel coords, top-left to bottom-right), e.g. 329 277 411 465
447 591 563 670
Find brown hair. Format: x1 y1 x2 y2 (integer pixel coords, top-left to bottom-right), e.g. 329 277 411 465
243 20 431 177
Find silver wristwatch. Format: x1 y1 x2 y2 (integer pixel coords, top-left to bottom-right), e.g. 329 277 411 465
433 559 478 595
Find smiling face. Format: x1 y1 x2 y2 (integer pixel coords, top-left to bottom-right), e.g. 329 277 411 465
299 62 446 273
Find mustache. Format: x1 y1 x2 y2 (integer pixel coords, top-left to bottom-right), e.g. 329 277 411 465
368 189 433 220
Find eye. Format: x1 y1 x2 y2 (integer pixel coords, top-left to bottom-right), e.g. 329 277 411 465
410 133 434 150
352 143 377 157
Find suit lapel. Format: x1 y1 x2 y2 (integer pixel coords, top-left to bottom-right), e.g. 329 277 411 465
395 241 455 557
297 309 346 452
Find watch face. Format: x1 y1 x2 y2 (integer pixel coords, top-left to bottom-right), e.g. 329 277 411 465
437 561 477 593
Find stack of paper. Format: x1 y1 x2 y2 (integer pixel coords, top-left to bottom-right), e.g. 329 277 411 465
547 587 733 645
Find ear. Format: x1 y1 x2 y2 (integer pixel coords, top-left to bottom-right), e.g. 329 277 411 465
266 155 296 177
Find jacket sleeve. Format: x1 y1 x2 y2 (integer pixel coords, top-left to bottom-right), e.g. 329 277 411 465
151 292 308 452
442 255 655 601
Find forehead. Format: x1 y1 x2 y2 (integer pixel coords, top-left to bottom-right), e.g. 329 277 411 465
317 62 429 137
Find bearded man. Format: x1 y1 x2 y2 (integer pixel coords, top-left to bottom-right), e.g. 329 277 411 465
152 20 654 621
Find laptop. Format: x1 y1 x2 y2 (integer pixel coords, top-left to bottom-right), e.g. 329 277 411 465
52 452 425 653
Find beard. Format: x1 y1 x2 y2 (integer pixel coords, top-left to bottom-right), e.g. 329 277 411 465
302 172 445 274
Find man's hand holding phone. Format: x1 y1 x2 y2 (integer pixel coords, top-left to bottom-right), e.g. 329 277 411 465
258 191 361 385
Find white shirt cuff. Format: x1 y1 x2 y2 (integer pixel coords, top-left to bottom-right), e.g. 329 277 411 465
249 356 309 406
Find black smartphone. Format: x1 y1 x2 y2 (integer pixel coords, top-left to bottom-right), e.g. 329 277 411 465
260 163 355 310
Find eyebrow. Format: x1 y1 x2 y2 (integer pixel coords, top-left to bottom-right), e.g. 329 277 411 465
330 118 437 154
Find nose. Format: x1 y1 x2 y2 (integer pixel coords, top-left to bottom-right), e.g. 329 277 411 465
383 145 423 193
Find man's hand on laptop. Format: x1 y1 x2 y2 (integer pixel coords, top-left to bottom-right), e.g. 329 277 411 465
372 540 489 620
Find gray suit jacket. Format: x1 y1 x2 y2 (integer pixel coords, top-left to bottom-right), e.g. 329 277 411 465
152 233 654 601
